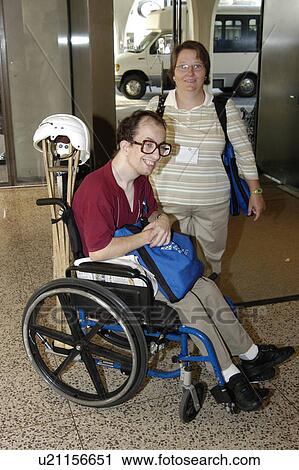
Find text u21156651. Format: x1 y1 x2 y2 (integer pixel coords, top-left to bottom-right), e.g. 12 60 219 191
38 453 111 466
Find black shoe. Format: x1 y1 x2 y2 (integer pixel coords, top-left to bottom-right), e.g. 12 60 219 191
240 345 295 379
240 365 276 383
226 373 265 412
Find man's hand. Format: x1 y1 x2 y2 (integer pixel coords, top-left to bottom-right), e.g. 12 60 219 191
142 213 171 247
89 214 171 261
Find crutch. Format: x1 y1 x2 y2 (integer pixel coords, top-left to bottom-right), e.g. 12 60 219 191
42 139 63 279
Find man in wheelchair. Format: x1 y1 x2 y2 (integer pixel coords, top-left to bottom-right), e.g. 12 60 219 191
72 110 294 413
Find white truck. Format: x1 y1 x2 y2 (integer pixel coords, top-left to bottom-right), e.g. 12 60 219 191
115 5 260 99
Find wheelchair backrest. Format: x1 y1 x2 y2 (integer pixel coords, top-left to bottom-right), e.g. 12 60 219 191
36 197 84 260
61 206 84 260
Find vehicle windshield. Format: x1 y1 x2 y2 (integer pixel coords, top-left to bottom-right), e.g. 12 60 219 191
127 32 158 53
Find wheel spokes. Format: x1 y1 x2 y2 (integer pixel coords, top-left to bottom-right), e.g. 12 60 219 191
80 349 107 399
83 320 105 342
87 341 132 371
53 348 80 376
31 324 75 347
58 293 84 340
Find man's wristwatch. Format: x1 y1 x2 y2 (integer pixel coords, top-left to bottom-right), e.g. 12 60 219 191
251 187 263 195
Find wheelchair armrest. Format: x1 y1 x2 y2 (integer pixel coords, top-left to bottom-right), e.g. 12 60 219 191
66 261 154 292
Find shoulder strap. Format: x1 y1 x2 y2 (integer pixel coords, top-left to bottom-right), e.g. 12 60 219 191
213 95 229 142
156 94 167 117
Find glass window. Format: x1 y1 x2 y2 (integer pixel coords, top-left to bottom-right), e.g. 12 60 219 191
220 19 243 51
214 20 222 40
2 0 72 183
224 20 233 40
163 34 173 54
213 20 223 52
126 33 135 51
214 14 260 53
150 33 173 55
225 19 242 41
246 17 258 51
249 18 257 32
130 31 158 53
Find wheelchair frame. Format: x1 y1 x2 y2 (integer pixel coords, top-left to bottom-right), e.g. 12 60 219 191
22 198 238 423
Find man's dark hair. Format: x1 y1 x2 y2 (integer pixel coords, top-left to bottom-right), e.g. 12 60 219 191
170 40 211 85
116 110 166 147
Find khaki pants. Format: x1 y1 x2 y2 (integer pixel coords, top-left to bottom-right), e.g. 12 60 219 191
162 202 230 275
156 277 253 371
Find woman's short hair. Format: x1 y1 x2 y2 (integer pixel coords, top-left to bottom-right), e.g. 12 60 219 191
116 110 166 147
170 40 211 85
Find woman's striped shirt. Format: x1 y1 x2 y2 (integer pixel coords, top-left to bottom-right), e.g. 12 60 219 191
146 90 258 206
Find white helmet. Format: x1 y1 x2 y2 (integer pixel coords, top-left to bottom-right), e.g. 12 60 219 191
33 114 90 164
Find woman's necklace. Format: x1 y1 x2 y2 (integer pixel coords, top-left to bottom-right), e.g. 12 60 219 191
176 90 205 111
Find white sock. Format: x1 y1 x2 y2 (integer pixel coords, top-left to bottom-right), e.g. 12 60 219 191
222 363 240 382
239 344 259 361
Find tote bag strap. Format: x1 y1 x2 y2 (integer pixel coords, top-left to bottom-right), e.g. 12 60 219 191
121 224 177 302
213 95 230 143
156 94 167 117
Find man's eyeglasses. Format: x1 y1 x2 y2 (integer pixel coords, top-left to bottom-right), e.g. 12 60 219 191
133 139 172 157
176 63 204 73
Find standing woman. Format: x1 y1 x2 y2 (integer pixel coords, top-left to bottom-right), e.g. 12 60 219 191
147 40 265 279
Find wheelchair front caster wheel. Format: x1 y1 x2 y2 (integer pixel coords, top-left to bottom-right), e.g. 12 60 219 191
179 383 204 423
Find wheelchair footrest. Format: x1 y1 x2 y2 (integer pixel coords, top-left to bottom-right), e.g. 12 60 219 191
210 384 233 404
210 385 239 414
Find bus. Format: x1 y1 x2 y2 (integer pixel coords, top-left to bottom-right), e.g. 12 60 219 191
213 5 260 96
115 5 261 99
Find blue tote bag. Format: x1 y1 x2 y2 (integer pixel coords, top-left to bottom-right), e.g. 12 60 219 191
222 141 250 216
214 95 250 216
114 224 204 303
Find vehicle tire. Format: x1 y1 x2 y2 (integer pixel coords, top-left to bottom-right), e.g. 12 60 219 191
0 152 6 165
121 74 147 100
179 383 205 423
234 74 257 97
22 278 148 408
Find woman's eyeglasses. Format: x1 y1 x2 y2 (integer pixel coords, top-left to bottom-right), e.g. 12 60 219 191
176 63 204 73
133 139 172 157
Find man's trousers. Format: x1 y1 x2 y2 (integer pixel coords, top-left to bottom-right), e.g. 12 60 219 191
156 276 253 371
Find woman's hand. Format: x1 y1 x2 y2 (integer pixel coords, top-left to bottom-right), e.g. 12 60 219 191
248 194 266 221
143 213 171 247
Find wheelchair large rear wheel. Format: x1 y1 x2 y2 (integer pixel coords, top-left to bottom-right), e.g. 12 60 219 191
22 278 148 408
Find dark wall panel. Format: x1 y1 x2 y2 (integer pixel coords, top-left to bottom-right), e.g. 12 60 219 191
70 0 116 169
256 0 299 187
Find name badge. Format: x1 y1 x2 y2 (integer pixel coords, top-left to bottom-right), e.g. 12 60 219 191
175 146 198 165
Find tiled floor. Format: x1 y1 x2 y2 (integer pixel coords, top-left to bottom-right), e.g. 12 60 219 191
0 186 298 450
219 177 299 302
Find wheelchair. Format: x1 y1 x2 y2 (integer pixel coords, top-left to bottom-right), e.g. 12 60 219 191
22 198 241 423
